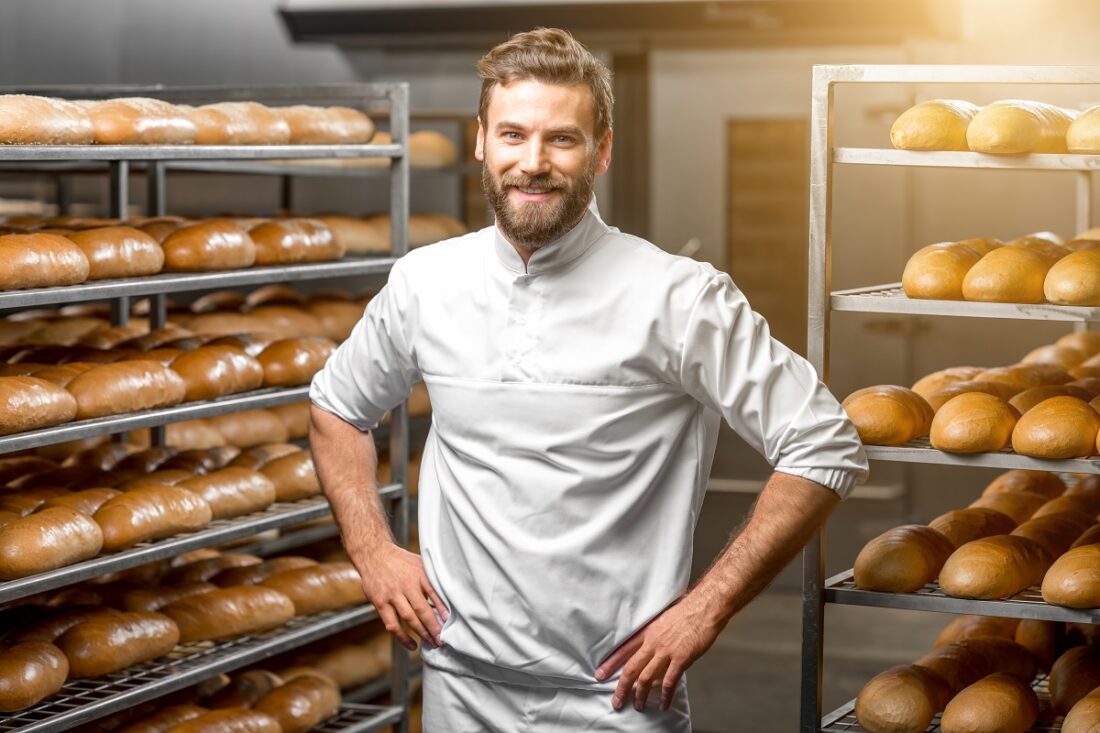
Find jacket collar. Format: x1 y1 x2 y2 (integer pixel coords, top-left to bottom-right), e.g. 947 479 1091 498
493 198 609 276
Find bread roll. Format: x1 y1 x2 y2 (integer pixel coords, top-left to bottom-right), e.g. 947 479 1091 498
94 485 212 551
165 709 282 733
0 376 78 435
313 215 389 255
117 705 208 733
939 534 1049 599
927 507 1016 548
67 360 187 419
261 450 320 502
925 381 1020 411
962 246 1059 303
966 100 1075 154
0 641 68 712
853 525 954 592
40 487 121 515
161 586 295 642
276 105 375 144
207 409 289 448
122 582 218 613
163 220 256 272
170 346 264 402
249 219 345 265
56 611 179 677
253 673 340 733
911 367 984 401
0 232 90 289
1050 644 1100 714
85 97 197 145
200 102 291 145
205 670 283 709
890 100 980 151
854 664 952 733
0 95 94 144
0 507 103 579
1015 619 1061 671
178 468 276 519
269 401 311 440
981 469 1065 499
939 673 1039 733
901 242 983 300
259 562 365 615
258 337 337 387
929 392 1018 453
1011 395 1100 459
933 616 1018 648
64 227 164 280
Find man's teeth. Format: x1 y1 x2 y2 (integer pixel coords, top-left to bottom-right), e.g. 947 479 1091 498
518 187 550 194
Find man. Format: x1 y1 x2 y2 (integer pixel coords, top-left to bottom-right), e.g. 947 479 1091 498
310 27 867 732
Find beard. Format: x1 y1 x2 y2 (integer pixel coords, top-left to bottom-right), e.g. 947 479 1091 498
482 153 597 251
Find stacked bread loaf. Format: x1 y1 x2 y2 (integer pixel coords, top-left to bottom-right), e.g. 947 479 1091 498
891 98 1088 154
283 128 460 169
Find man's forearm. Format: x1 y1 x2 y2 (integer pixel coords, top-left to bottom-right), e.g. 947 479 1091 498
690 472 840 625
309 405 395 562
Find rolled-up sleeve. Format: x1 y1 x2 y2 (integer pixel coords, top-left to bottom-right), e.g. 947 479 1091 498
677 273 868 498
310 262 421 431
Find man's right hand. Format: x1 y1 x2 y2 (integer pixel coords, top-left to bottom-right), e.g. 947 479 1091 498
356 542 449 651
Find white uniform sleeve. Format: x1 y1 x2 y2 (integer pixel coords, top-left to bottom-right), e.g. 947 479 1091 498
677 273 868 498
309 262 421 431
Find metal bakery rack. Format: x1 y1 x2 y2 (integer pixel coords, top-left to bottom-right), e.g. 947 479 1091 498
0 83 415 733
803 66 1100 733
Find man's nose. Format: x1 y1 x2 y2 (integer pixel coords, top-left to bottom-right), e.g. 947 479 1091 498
518 140 551 175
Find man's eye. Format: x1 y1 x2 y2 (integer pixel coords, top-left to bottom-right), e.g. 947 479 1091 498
554 136 575 144
503 132 521 140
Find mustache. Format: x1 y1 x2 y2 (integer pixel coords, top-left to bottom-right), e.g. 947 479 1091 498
501 174 567 192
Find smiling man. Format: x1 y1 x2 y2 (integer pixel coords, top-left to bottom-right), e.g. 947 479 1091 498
310 27 867 732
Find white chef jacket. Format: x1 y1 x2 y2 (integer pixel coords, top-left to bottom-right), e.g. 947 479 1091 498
310 199 868 692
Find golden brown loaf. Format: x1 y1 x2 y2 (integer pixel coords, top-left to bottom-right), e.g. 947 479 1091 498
170 345 264 401
925 380 1020 411
981 469 1065 499
890 100 980 151
929 392 1018 453
0 232 90 289
901 242 983 300
229 442 302 470
178 468 276 520
1008 384 1094 413
1050 644 1100 715
8 607 121 645
0 376 78 435
1063 687 1100 733
122 582 218 612
309 634 390 689
911 366 984 401
64 226 164 280
0 95 95 144
938 672 1039 733
249 219 345 265
259 562 366 615
261 450 321 502
1011 395 1100 459
206 409 289 448
66 360 187 419
275 105 375 144
244 305 325 337
966 100 1075 154
1045 249 1100 305
161 585 296 642
40 487 120 516
1042 543 1100 608
84 97 197 145
927 507 1016 548
938 534 1049 599
312 215 389 255
977 363 1073 390
162 220 257 272
933 616 1019 648
164 709 282 733
409 129 460 167
269 401 311 440
841 385 932 446
258 337 337 387
1015 619 1062 671
201 102 292 145
961 246 1059 303
55 611 179 678
854 664 952 733
1067 104 1100 153
211 556 317 587
181 104 231 145
0 641 69 712
253 673 341 733
203 669 283 709
94 485 213 551
968 491 1047 524
116 705 208 733
853 525 954 592
0 507 103 579
1011 511 1094 558
165 553 260 585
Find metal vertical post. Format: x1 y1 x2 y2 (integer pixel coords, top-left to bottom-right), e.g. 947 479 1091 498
800 66 834 733
109 161 130 221
55 177 72 216
388 82 412 733
280 175 294 216
1075 171 1095 334
147 161 168 448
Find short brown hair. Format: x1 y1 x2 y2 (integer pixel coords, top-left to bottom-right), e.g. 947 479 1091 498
478 27 614 138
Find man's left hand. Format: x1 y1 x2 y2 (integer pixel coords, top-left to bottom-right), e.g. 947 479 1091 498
594 592 724 712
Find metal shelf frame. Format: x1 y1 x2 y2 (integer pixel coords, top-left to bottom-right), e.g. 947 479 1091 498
863 438 1100 472
803 65 1100 733
317 704 406 733
0 605 379 733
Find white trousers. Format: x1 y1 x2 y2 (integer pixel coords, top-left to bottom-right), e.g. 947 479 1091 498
422 664 692 732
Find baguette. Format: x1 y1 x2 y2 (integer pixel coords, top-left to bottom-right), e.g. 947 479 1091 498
64 226 164 280
0 641 68 712
0 507 103 579
259 562 366 615
253 673 341 733
200 102 291 145
162 220 256 272
93 485 212 551
257 337 337 387
275 105 374 144
56 611 179 678
0 95 94 144
177 468 276 520
261 450 320 502
0 376 78 435
161 586 295 643
66 361 187 419
966 99 1075 154
852 525 954 592
170 346 263 401
84 98 197 145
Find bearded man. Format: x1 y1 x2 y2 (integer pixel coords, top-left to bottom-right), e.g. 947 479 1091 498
310 27 867 732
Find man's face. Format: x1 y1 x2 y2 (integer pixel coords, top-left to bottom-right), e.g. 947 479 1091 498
476 79 612 251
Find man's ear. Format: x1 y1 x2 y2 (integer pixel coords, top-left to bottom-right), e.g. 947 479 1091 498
595 129 613 175
475 117 486 162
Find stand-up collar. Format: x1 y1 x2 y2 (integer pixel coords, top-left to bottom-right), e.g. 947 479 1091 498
493 198 610 276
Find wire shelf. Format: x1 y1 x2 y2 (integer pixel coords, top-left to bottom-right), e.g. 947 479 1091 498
863 437 1100 473
0 144 404 163
822 675 1058 732
0 605 379 733
316 704 405 733
164 160 482 178
825 570 1100 624
834 147 1100 171
831 284 1100 322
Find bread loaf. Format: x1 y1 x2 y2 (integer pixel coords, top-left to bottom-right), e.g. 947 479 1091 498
261 450 320 502
122 582 218 612
982 469 1065 499
933 616 1018 648
205 670 283 709
62 441 135 470
206 409 289 448
117 705 208 733
245 305 325 337
901 242 983 300
40 487 121 515
0 95 94 144
164 420 228 451
841 385 932 446
1064 688 1100 733
64 226 164 280
939 673 1039 733
114 446 177 472
181 105 231 145
966 100 1075 154
1011 511 1094 558
313 215 388 254
161 586 295 642
917 637 1038 695
938 534 1049 599
56 611 179 677
249 219 345 265
968 491 1047 524
1011 395 1100 458
1050 644 1100 714
93 485 212 551
929 392 1018 453
258 337 337 387
211 556 317 587
275 105 375 144
1015 619 1061 671
911 366 984 401
890 100 980 151
85 98 197 145
253 673 341 733
205 331 279 356
67 360 187 419
303 299 362 341
0 376 78 435
962 246 1059 303
178 468 276 519
925 381 1020 411
409 129 460 168
26 317 110 347
0 486 68 517
854 664 952 733
927 508 1016 548
270 401 311 440
0 641 68 712
310 634 390 688
1045 248 1100 305
1042 542 1100 607
165 709 282 733
200 102 291 145
9 606 120 645
0 232 90 289
170 346 263 402
228 442 301 470
1009 384 1094 413
160 446 238 474
1067 104 1100 153
1032 492 1100 518
0 507 103 579
853 525 954 592
259 562 365 615
165 553 261 585
163 220 256 272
